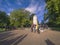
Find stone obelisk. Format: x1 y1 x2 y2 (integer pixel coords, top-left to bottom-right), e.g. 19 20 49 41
33 15 38 30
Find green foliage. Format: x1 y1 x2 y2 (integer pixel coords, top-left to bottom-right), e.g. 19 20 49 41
0 11 10 27
45 0 60 27
10 9 32 27
29 14 35 20
0 28 6 32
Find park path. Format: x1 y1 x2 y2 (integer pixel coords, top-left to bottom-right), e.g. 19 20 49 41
0 28 60 45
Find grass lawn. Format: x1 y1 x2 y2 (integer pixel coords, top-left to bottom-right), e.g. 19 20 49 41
50 27 60 31
0 28 6 32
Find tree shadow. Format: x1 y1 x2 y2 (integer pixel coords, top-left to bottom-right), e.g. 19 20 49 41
0 33 16 41
0 34 28 45
14 34 28 45
45 39 55 45
0 32 13 40
0 31 11 35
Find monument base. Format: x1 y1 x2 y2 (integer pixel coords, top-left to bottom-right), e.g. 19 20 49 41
40 30 44 32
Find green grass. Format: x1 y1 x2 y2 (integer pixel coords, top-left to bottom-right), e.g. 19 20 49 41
0 28 6 32
51 27 60 31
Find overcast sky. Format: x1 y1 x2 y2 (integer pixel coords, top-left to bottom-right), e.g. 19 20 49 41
0 0 46 23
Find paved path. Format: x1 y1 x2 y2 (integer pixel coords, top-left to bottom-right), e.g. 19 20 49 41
0 28 60 45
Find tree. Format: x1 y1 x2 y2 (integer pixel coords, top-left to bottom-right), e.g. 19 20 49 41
29 14 35 25
0 11 10 27
45 0 60 26
10 9 32 27
29 14 35 20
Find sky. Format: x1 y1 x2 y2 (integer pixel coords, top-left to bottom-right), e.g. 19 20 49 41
0 0 46 23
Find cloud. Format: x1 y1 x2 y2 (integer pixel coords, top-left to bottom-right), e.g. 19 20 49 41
7 13 10 15
25 4 38 13
17 2 22 5
7 8 14 15
37 6 43 12
15 0 22 5
25 0 39 13
4 0 12 7
25 0 45 14
0 0 2 4
8 8 14 12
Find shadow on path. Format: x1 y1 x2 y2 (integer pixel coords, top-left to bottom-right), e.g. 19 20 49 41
45 39 55 45
0 32 14 40
13 34 28 45
0 34 28 45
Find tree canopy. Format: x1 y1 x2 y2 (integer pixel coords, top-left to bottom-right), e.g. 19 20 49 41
0 11 10 27
45 0 60 27
10 9 32 27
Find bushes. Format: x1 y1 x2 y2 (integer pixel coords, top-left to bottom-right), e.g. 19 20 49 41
0 28 6 32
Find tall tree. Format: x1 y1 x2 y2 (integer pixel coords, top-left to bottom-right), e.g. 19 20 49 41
10 9 32 27
45 0 60 26
0 11 10 27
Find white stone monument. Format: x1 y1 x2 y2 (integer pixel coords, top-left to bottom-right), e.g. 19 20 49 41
33 15 38 25
33 15 38 30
